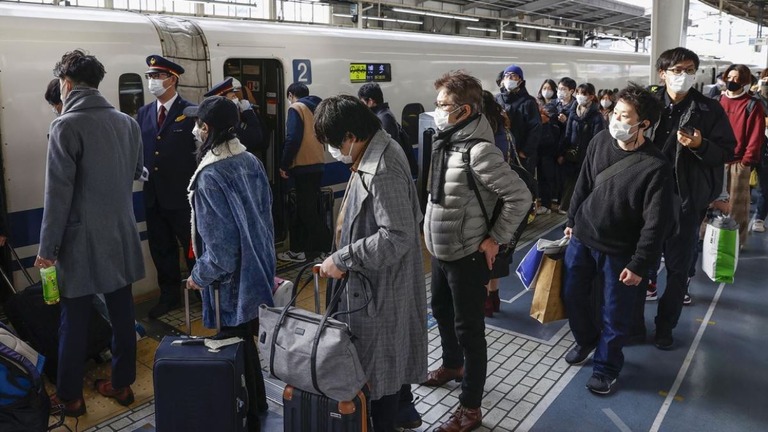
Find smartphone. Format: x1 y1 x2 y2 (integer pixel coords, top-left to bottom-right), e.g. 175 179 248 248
679 125 695 135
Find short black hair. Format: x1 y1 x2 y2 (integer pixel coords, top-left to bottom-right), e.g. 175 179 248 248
53 49 105 88
576 83 596 96
558 77 577 90
45 79 61 105
358 83 384 105
286 82 309 99
314 95 382 149
656 47 700 72
616 82 663 126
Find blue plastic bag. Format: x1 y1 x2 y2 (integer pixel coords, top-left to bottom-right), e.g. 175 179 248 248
516 245 545 290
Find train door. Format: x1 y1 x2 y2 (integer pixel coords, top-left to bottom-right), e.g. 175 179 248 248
223 59 287 242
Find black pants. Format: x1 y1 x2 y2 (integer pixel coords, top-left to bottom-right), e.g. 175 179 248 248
371 384 414 432
219 319 267 432
431 252 490 409
146 205 195 305
656 207 706 331
291 171 329 255
537 154 559 207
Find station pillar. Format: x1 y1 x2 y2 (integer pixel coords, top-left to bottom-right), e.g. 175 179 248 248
650 0 690 84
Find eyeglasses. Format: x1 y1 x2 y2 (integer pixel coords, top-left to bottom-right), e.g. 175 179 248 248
434 101 459 111
666 68 697 76
145 73 171 80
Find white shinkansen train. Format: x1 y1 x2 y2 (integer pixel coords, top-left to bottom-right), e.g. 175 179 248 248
0 3 722 299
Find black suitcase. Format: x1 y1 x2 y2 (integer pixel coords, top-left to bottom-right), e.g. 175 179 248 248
153 287 248 432
283 384 371 432
0 245 112 382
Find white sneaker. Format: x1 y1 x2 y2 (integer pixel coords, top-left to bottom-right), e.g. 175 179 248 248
535 206 552 215
754 220 765 233
277 251 306 263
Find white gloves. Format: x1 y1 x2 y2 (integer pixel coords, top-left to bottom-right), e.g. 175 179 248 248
238 99 251 113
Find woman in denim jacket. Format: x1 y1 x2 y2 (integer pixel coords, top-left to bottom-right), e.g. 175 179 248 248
184 96 276 432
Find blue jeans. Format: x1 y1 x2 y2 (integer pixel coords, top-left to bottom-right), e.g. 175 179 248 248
564 237 643 379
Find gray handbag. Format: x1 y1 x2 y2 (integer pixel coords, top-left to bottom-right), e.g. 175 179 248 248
258 264 367 402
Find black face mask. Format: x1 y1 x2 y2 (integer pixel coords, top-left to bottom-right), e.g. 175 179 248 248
726 81 742 92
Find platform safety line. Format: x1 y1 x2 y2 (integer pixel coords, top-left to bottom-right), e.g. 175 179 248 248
649 281 726 432
603 408 633 432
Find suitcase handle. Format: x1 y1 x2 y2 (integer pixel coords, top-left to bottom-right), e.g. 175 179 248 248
184 280 221 335
0 242 36 294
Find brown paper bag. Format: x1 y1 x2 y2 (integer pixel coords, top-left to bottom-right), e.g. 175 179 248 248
530 255 567 324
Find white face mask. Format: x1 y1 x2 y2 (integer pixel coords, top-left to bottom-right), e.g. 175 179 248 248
575 95 589 106
51 107 60 116
557 89 568 100
542 89 554 100
230 97 239 106
609 118 642 143
666 73 696 95
148 79 169 97
192 123 205 146
329 141 355 164
59 80 70 105
504 79 519 91
434 106 463 131
600 99 612 109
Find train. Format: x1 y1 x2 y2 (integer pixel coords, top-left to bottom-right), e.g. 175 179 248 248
0 2 724 299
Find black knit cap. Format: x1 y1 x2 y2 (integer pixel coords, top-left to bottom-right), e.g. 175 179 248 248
183 96 238 130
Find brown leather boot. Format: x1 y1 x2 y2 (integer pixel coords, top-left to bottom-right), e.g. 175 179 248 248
49 394 87 417
94 379 135 406
434 406 482 432
422 366 464 387
484 296 494 318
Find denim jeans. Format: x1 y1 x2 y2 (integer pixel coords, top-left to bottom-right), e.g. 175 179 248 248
756 162 768 221
430 252 491 409
563 237 643 379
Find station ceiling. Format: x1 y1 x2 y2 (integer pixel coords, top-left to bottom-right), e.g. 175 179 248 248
699 0 768 30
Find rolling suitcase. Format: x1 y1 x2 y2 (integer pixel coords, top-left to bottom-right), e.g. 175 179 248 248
0 244 112 382
153 286 248 432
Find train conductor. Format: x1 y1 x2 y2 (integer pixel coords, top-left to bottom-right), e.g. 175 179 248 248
137 55 197 319
204 77 267 156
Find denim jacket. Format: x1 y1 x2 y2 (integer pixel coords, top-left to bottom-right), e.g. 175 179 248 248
188 139 276 328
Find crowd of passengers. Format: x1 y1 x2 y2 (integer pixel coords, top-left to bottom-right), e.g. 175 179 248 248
31 46 767 432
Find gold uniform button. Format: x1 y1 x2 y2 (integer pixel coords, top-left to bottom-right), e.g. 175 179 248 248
156 136 161 140
155 151 159 156
154 167 159 172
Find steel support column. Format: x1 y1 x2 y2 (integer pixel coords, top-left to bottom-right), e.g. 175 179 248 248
650 0 689 84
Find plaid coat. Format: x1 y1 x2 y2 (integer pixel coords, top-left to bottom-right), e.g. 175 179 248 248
331 130 427 400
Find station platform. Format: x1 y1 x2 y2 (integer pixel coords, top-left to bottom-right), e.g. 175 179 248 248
42 210 768 432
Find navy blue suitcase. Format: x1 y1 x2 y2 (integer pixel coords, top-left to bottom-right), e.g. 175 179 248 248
282 384 371 432
153 287 248 432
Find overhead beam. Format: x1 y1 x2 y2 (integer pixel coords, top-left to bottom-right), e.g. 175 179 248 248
571 0 644 15
517 0 567 12
593 13 638 26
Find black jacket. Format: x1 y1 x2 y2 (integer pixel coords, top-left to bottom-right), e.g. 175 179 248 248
562 102 605 164
495 85 541 157
372 103 418 177
650 86 736 214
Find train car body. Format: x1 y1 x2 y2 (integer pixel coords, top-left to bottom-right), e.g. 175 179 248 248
0 3 714 298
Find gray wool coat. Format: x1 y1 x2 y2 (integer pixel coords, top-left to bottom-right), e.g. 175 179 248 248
331 130 428 400
39 87 145 298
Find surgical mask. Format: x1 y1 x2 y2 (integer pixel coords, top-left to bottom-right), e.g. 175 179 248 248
192 124 205 145
230 97 239 106
542 89 554 100
666 73 696 94
575 95 589 106
600 99 612 109
59 81 70 105
504 79 519 91
329 142 354 164
726 81 741 92
557 89 568 100
609 118 641 143
148 79 169 97
51 107 59 116
434 106 461 130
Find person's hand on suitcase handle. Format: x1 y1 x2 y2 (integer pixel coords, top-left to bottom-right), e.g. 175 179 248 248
318 258 345 279
185 277 203 290
34 255 56 269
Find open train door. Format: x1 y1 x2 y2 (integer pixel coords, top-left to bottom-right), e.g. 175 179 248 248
223 59 287 242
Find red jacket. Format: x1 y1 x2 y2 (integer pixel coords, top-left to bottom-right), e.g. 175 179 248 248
719 93 765 166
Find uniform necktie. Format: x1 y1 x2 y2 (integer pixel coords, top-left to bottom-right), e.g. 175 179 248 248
158 105 166 129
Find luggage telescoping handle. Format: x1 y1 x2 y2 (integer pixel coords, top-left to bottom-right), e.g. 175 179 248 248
184 280 221 335
0 242 37 294
312 264 321 314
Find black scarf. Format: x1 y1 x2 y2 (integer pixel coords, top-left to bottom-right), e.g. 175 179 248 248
429 114 480 203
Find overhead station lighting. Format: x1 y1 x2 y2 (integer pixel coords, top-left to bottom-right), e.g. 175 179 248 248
516 23 568 33
367 16 423 25
502 30 522 35
548 35 581 41
392 7 480 22
333 13 353 18
467 26 498 33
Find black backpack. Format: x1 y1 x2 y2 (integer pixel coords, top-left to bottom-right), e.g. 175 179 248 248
395 123 419 178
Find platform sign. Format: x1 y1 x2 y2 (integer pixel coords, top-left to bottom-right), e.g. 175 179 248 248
349 63 392 83
292 59 312 84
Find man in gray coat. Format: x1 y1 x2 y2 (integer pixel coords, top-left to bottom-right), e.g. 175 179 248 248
36 50 145 417
423 71 531 432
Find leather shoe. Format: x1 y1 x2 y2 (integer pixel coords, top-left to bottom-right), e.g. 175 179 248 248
434 406 482 432
422 366 464 387
50 394 86 417
95 379 135 406
148 301 180 319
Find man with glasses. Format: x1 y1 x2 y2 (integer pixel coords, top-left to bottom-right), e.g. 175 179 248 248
495 64 542 175
649 47 735 350
137 55 197 319
423 71 531 432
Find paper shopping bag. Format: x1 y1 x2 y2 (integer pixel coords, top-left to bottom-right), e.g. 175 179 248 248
702 216 739 283
529 255 567 324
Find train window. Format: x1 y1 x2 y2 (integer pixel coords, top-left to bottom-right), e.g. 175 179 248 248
118 73 144 119
349 63 392 83
401 103 424 146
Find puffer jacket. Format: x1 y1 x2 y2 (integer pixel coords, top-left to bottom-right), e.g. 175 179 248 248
424 115 532 262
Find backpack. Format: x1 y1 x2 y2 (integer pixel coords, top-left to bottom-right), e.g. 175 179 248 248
395 123 419 178
0 322 51 432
